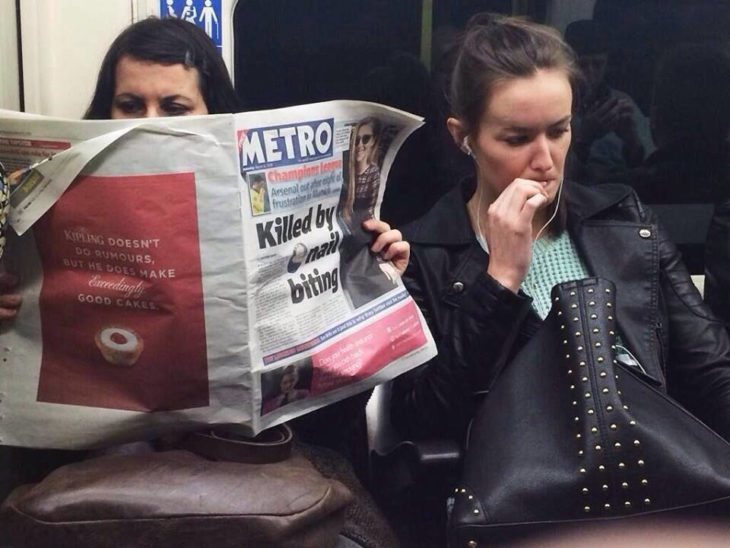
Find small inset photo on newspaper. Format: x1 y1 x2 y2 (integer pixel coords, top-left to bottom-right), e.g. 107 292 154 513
261 358 313 416
246 171 271 216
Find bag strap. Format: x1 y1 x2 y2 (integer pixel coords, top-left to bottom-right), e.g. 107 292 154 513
181 424 294 464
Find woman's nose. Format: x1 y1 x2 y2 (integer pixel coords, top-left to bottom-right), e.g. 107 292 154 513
142 105 161 118
530 136 554 171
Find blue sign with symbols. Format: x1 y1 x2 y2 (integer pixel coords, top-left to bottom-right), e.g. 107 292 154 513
160 0 222 50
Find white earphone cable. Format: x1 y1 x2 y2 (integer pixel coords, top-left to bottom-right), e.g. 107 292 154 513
534 177 564 241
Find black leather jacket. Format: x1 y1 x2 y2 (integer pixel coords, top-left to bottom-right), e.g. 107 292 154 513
392 179 730 442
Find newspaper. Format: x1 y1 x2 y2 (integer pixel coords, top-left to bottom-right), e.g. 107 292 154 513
0 101 436 449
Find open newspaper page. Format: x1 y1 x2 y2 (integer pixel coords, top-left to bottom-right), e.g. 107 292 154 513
0 101 436 448
235 103 434 431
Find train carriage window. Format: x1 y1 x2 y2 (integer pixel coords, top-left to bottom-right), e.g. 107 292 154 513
233 0 422 109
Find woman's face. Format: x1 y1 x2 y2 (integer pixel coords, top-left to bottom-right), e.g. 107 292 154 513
280 373 297 394
355 123 376 164
111 56 208 119
468 69 572 204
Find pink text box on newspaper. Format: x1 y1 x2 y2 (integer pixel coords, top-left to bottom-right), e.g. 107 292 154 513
309 300 426 395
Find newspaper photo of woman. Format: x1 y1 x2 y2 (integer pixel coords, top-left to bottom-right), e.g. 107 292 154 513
341 117 382 228
337 117 400 309
261 361 312 415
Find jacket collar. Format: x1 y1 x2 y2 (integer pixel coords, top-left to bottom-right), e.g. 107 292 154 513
565 182 634 224
405 178 634 245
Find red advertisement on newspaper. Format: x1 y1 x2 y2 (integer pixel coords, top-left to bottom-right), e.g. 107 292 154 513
33 173 208 412
310 300 427 393
260 300 427 415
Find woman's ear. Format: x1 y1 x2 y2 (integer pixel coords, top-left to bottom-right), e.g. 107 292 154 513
447 117 472 156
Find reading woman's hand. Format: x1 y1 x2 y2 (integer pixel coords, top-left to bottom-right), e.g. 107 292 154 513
362 218 410 276
483 178 547 293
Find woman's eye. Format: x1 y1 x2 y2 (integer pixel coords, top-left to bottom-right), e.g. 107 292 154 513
504 135 529 146
162 103 191 116
549 127 571 139
115 101 141 114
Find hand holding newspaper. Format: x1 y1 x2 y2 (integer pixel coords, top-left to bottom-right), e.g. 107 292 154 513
0 101 436 449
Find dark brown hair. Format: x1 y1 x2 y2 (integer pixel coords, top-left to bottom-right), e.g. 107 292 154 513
450 13 580 136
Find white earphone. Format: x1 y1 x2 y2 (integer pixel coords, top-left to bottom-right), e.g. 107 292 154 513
462 136 474 157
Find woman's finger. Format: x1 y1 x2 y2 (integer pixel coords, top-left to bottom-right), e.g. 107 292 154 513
362 218 391 235
0 292 21 320
520 193 548 224
370 228 403 253
0 308 18 320
0 293 22 309
381 241 410 275
492 179 546 226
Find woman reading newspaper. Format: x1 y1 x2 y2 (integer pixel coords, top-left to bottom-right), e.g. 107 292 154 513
1 17 408 546
0 18 409 318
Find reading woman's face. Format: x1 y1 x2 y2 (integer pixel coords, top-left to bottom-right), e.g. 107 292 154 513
111 56 208 119
470 68 572 204
280 372 297 394
355 123 375 164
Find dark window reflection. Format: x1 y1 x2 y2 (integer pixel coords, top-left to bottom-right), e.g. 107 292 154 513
234 0 421 109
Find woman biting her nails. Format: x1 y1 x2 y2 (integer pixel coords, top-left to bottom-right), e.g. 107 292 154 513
391 13 730 444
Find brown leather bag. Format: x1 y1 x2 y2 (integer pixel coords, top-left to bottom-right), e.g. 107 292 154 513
0 426 353 548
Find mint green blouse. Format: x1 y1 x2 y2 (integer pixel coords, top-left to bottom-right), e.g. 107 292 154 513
520 231 590 320
480 230 642 370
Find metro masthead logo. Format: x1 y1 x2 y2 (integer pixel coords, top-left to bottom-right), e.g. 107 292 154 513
239 119 334 172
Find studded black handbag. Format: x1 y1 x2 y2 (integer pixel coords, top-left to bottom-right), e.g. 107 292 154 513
450 278 730 547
